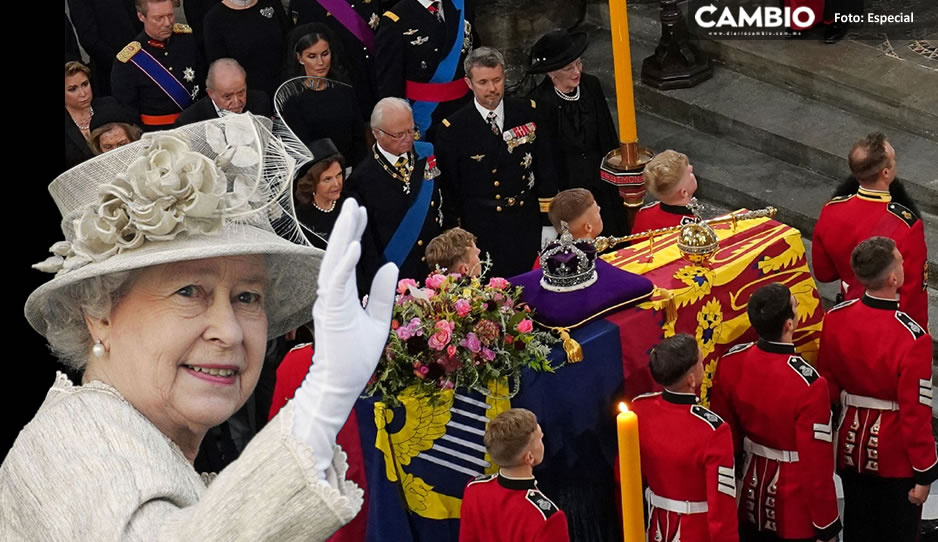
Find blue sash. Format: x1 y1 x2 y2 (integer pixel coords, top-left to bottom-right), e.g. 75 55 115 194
410 0 465 159
129 48 193 111
383 162 434 266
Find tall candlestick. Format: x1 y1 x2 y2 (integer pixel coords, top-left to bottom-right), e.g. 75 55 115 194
608 0 638 145
617 402 644 541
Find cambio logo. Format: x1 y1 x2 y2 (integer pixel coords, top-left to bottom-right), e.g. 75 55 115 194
694 4 816 28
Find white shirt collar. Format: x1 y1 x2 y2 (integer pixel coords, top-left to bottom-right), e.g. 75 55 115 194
474 98 505 133
416 0 443 19
376 143 407 167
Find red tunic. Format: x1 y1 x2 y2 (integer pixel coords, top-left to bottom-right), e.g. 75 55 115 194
631 201 696 235
459 473 570 542
811 187 928 326
709 340 841 539
631 390 738 542
816 294 938 483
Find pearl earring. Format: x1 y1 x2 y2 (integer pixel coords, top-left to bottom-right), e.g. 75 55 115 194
92 340 106 358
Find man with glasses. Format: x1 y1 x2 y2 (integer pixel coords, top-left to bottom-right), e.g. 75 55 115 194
347 97 450 293
435 47 558 278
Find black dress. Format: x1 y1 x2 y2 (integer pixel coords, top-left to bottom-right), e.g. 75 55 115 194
202 0 289 101
296 194 346 249
280 84 367 166
64 97 130 174
530 73 628 236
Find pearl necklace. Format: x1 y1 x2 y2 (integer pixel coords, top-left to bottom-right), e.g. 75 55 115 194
73 105 94 131
312 198 336 213
553 86 580 102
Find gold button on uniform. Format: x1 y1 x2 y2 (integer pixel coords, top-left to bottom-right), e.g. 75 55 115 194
431 200 436 207
496 206 502 212
417 239 424 246
493 181 499 187
491 169 497 174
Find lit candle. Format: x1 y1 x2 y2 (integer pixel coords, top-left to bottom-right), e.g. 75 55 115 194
617 402 644 541
608 0 638 145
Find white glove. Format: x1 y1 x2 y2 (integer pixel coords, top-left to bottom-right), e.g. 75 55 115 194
291 198 399 476
541 225 557 249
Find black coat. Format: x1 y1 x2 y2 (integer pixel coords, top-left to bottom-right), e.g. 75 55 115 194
173 91 273 127
65 13 82 64
374 0 477 137
111 27 204 129
64 97 130 174
435 97 558 277
530 73 628 236
67 0 139 63
347 147 448 292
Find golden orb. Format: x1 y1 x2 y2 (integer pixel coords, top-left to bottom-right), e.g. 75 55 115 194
677 222 719 266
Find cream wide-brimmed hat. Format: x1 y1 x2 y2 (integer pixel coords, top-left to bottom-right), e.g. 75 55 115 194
27 113 322 339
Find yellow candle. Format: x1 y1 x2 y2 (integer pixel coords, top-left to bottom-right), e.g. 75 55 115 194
617 402 644 541
608 0 639 144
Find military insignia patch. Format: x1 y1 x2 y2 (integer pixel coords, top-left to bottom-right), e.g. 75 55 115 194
183 67 195 82
410 36 429 46
887 202 919 227
116 41 142 63
787 356 818 385
724 342 754 356
525 489 559 520
895 311 926 339
470 154 485 162
369 13 380 29
383 11 400 22
403 28 418 35
691 405 724 430
172 23 192 34
521 152 533 169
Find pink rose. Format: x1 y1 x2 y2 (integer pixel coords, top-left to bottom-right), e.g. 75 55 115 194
447 344 458 357
454 298 472 318
481 347 496 362
487 277 509 290
397 278 418 294
428 320 455 350
459 332 482 353
425 273 446 290
447 273 463 281
516 319 533 334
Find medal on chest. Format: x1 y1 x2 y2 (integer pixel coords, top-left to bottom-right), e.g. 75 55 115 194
502 122 536 154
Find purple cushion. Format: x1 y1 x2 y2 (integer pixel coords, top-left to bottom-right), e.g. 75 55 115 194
508 259 654 328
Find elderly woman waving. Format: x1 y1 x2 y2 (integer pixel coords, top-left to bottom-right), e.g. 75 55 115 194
1 114 397 540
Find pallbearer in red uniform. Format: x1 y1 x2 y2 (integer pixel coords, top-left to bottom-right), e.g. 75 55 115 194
817 237 937 542
459 408 569 542
632 150 698 235
709 283 841 542
632 334 738 542
811 132 928 327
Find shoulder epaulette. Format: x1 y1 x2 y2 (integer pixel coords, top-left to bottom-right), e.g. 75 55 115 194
383 10 399 22
787 355 819 385
828 298 859 312
723 341 754 356
172 23 192 34
824 194 854 205
466 473 496 486
639 201 659 210
116 41 142 63
529 99 536 109
441 118 451 127
887 202 919 227
690 405 724 430
632 391 662 402
524 489 560 520
895 311 926 339
288 342 312 353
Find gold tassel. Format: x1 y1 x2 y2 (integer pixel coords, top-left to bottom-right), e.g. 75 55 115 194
654 287 677 324
558 328 583 363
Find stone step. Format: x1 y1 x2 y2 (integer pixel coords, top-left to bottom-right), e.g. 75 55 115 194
586 1 938 140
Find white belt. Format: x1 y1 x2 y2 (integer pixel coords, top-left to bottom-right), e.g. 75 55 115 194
645 487 708 514
842 391 898 411
744 437 799 463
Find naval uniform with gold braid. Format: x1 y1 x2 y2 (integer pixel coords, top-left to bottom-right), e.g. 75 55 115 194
811 186 928 326
709 339 841 541
435 97 558 278
817 294 938 542
631 390 738 542
458 473 570 542
111 25 204 131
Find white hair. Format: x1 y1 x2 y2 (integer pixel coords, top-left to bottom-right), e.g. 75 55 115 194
370 97 412 130
206 58 247 90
